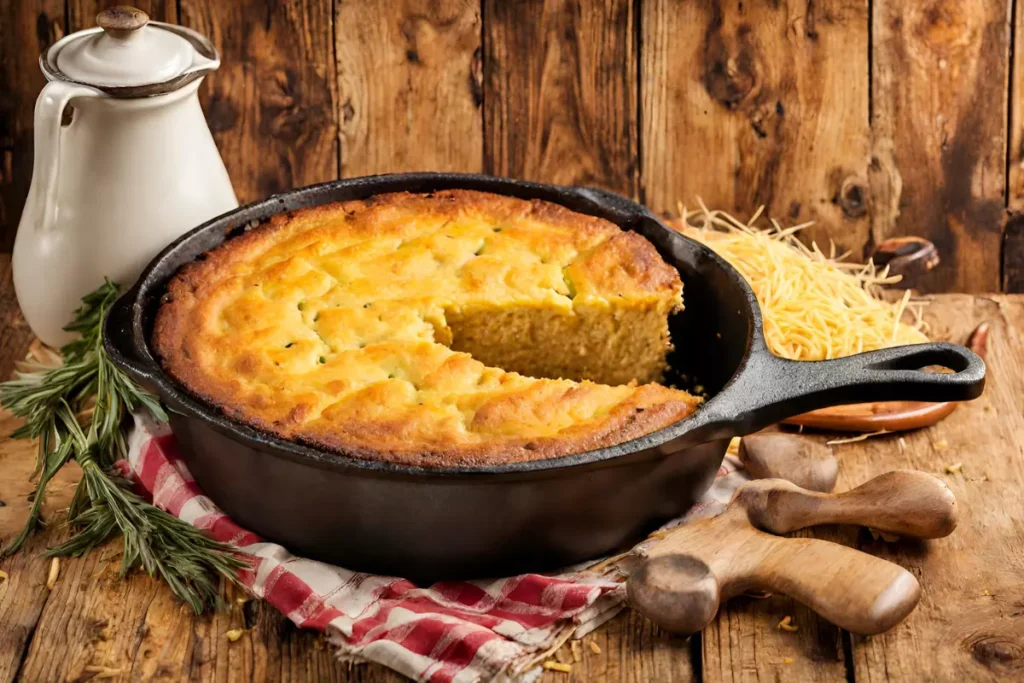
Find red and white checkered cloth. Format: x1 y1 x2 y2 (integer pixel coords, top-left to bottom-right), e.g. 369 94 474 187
123 414 749 682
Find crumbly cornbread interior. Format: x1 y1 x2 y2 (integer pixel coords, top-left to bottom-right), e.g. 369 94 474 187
153 190 699 467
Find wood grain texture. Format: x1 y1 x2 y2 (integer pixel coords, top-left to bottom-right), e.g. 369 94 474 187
0 0 65 252
701 578 849 683
1 292 1023 682
0 258 32 382
1008 0 1024 214
632 481 926 637
842 295 1024 681
538 610 697 683
336 0 482 176
66 0 177 30
0 421 78 683
0 0 1021 293
786 398 959 433
642 0 871 254
738 432 838 493
1005 212 1024 293
178 0 338 204
484 0 638 196
0 531 62 683
870 0 1010 292
15 569 361 682
734 471 957 539
0 257 76 683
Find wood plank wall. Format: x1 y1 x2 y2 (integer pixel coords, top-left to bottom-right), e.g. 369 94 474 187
0 0 1020 292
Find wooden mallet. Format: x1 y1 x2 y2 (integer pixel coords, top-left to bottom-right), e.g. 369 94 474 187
628 470 957 636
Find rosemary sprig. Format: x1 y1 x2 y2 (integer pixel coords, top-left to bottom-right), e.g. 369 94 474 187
0 280 245 613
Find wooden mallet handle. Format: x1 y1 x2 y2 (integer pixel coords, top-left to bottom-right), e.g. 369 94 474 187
735 470 958 539
628 470 956 636
629 515 921 635
738 432 838 492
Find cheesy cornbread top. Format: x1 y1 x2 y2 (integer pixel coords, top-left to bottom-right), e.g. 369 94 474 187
153 190 699 467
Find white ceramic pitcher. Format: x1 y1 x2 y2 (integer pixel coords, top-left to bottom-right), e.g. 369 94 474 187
13 6 237 347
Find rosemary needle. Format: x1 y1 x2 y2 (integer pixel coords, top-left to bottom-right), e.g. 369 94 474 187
0 280 245 613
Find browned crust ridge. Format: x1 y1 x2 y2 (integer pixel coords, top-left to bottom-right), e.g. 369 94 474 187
152 189 695 468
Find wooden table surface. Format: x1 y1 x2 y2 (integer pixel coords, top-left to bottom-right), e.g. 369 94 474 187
4 1 1024 295
1 257 1022 682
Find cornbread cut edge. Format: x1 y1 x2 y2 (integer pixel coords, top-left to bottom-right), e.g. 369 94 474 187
152 190 697 467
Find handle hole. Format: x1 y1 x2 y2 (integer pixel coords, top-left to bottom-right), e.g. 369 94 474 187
866 348 971 373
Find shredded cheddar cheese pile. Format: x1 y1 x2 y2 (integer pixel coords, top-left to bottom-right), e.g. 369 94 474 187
676 202 929 361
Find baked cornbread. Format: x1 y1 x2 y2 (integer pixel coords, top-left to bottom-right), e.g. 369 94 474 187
153 190 699 467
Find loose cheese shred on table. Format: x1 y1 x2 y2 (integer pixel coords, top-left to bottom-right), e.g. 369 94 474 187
826 429 889 445
675 201 929 361
83 666 125 679
46 558 59 590
778 616 799 632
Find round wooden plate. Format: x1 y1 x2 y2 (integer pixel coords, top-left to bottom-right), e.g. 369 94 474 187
782 322 989 433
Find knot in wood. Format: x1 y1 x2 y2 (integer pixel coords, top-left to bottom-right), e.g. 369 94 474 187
702 25 759 109
836 177 868 219
969 634 1024 672
912 1 974 56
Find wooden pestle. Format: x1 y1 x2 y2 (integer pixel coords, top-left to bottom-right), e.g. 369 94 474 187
628 470 957 636
734 470 958 539
738 432 838 492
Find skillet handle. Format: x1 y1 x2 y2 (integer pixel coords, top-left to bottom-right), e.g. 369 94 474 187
695 342 985 438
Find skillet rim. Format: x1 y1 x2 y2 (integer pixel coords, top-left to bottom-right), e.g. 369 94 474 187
105 172 765 478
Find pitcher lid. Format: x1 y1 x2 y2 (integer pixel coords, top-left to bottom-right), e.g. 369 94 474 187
41 6 219 97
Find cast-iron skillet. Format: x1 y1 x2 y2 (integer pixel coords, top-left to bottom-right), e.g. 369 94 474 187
103 173 985 581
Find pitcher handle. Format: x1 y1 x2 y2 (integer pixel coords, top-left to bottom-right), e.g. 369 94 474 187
25 81 104 233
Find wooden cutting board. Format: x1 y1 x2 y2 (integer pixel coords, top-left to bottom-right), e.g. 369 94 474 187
628 470 958 636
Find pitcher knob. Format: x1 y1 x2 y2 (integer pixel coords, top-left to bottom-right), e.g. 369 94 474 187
96 6 149 41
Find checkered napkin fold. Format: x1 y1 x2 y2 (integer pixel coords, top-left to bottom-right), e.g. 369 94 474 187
124 412 750 683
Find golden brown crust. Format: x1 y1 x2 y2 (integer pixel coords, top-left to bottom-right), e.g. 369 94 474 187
153 189 695 467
